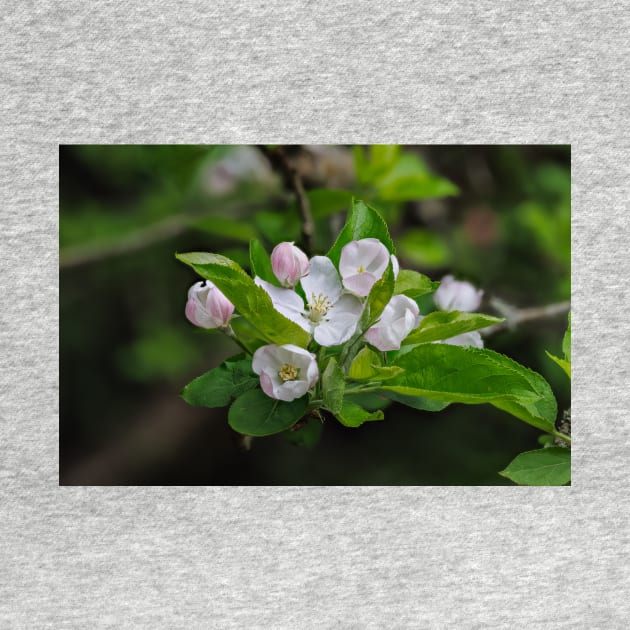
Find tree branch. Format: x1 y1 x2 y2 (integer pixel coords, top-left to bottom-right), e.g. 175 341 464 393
258 146 315 256
484 298 570 335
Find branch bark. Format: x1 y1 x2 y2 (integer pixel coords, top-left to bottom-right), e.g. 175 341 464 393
484 298 570 335
258 146 315 256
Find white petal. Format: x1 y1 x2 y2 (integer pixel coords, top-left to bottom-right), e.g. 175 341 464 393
252 345 284 374
275 380 310 401
434 275 482 312
391 255 400 279
443 331 484 348
315 295 363 346
301 256 342 303
338 241 363 277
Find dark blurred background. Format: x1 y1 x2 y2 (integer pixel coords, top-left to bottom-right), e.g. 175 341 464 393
59 144 570 485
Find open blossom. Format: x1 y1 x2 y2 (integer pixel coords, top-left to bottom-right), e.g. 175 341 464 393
271 242 310 288
185 280 234 329
340 238 398 297
434 275 483 312
365 295 420 351
256 256 363 347
252 344 318 401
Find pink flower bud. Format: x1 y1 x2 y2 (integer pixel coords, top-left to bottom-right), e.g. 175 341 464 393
185 281 234 329
270 242 310 288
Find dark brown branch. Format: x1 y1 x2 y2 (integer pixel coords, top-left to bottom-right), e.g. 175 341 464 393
258 146 315 256
485 298 570 335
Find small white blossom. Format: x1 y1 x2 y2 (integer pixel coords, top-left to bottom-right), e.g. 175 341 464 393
185 281 234 329
252 344 319 401
339 238 395 297
256 256 363 347
440 331 484 349
434 275 483 312
365 295 420 351
270 241 310 288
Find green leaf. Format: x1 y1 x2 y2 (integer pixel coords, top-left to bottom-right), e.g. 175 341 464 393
394 269 439 298
321 358 345 415
546 351 571 379
348 347 404 381
403 311 503 345
249 238 278 285
562 312 571 362
176 252 311 347
229 316 268 354
398 229 450 268
382 344 557 432
361 262 395 328
228 389 309 436
333 400 384 428
378 173 459 201
181 356 258 408
499 448 571 486
283 416 323 448
377 390 449 412
327 199 395 267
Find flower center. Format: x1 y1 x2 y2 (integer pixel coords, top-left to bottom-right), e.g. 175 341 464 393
307 292 333 323
357 266 365 273
278 363 299 382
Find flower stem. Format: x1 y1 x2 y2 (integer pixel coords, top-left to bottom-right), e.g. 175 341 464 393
551 430 571 445
223 327 252 355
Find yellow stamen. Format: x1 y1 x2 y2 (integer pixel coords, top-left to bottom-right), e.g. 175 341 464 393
308 292 333 322
357 266 365 273
279 363 299 382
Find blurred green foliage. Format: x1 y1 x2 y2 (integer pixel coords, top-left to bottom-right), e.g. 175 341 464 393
60 144 570 484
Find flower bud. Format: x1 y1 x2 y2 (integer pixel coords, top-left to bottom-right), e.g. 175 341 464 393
185 280 234 329
365 295 420 351
270 242 310 288
252 344 319 401
434 275 483 312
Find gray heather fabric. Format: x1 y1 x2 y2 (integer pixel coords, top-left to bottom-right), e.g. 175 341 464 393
1 1 628 628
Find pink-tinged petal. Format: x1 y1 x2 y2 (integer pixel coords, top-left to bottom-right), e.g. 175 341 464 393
338 241 363 277
276 380 310 401
301 256 342 303
259 371 276 398
342 272 377 297
271 242 309 287
365 295 419 351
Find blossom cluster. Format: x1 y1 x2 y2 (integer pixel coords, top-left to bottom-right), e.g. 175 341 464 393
185 238 483 401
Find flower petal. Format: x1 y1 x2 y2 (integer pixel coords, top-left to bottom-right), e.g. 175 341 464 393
301 256 342 303
342 272 378 297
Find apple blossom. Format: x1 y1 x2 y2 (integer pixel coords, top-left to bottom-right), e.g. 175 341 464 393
256 256 363 347
365 295 420 351
434 275 483 312
252 344 319 401
440 331 484 349
270 241 310 288
340 238 397 297
185 280 234 329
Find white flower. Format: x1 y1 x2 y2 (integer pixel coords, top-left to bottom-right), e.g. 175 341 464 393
365 295 420 351
252 344 319 401
434 275 483 312
440 331 484 349
256 256 363 347
339 238 397 297
185 280 234 329
270 241 310 288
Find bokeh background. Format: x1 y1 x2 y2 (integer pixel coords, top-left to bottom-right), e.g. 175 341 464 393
60 144 570 485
